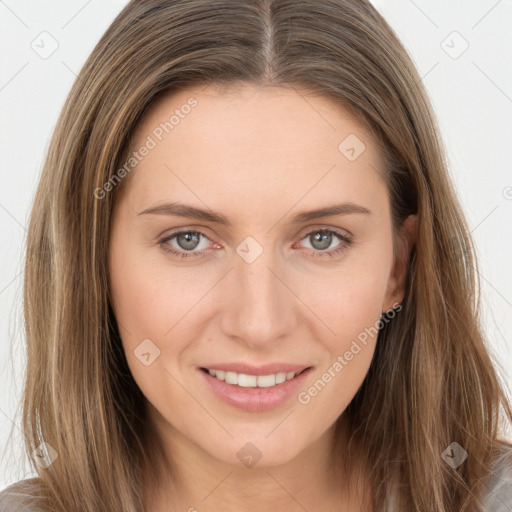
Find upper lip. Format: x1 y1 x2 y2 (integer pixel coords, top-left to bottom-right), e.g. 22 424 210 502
199 362 312 376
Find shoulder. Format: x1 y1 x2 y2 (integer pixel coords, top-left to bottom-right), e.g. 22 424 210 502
479 441 512 511
0 478 47 512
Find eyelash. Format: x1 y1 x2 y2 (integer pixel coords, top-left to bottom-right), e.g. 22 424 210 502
158 228 353 260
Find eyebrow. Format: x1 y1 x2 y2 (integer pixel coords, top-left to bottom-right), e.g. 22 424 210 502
137 201 371 226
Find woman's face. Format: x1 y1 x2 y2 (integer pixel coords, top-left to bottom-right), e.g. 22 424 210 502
108 84 410 468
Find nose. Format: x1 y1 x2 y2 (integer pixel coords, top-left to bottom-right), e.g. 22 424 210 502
220 242 296 349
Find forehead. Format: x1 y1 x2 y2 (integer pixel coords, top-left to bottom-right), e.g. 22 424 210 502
119 83 387 214
132 83 377 153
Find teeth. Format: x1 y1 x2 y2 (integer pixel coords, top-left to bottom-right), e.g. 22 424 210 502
275 372 287 384
256 374 275 387
225 371 238 385
238 374 257 387
205 369 301 387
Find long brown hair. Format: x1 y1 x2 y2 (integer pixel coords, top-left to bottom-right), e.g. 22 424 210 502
7 0 512 510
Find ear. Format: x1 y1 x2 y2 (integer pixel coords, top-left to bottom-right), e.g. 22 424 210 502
383 214 417 312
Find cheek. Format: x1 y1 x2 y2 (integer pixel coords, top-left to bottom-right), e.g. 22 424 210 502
109 237 201 336
108 242 214 390
108 253 195 411
293 264 389 424
299 254 392 342
293 243 393 394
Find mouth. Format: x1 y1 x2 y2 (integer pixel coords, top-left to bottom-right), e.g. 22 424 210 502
198 365 314 412
199 367 311 388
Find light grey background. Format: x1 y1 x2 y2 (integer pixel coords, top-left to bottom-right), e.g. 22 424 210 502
1 0 511 489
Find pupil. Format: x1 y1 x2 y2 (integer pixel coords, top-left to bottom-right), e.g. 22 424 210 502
312 232 331 250
178 232 199 250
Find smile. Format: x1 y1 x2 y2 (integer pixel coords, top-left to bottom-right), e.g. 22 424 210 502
201 368 305 388
198 364 314 411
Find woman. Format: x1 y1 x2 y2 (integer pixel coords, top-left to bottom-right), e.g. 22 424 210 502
1 0 511 511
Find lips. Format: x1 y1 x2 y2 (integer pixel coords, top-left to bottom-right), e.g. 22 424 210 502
198 363 314 412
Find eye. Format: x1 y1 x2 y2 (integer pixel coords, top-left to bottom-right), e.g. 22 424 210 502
295 228 352 258
159 227 353 260
159 230 215 259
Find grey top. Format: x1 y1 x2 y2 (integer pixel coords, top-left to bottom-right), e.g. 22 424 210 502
476 445 512 511
1 445 511 511
0 478 46 512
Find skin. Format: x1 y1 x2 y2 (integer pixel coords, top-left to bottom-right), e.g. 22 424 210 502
108 83 416 511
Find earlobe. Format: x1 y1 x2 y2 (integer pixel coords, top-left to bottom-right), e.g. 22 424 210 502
383 214 417 312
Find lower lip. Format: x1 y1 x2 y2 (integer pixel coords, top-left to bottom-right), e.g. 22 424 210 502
198 367 313 412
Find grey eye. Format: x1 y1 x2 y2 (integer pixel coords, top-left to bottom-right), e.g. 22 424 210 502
175 231 202 251
309 231 333 251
